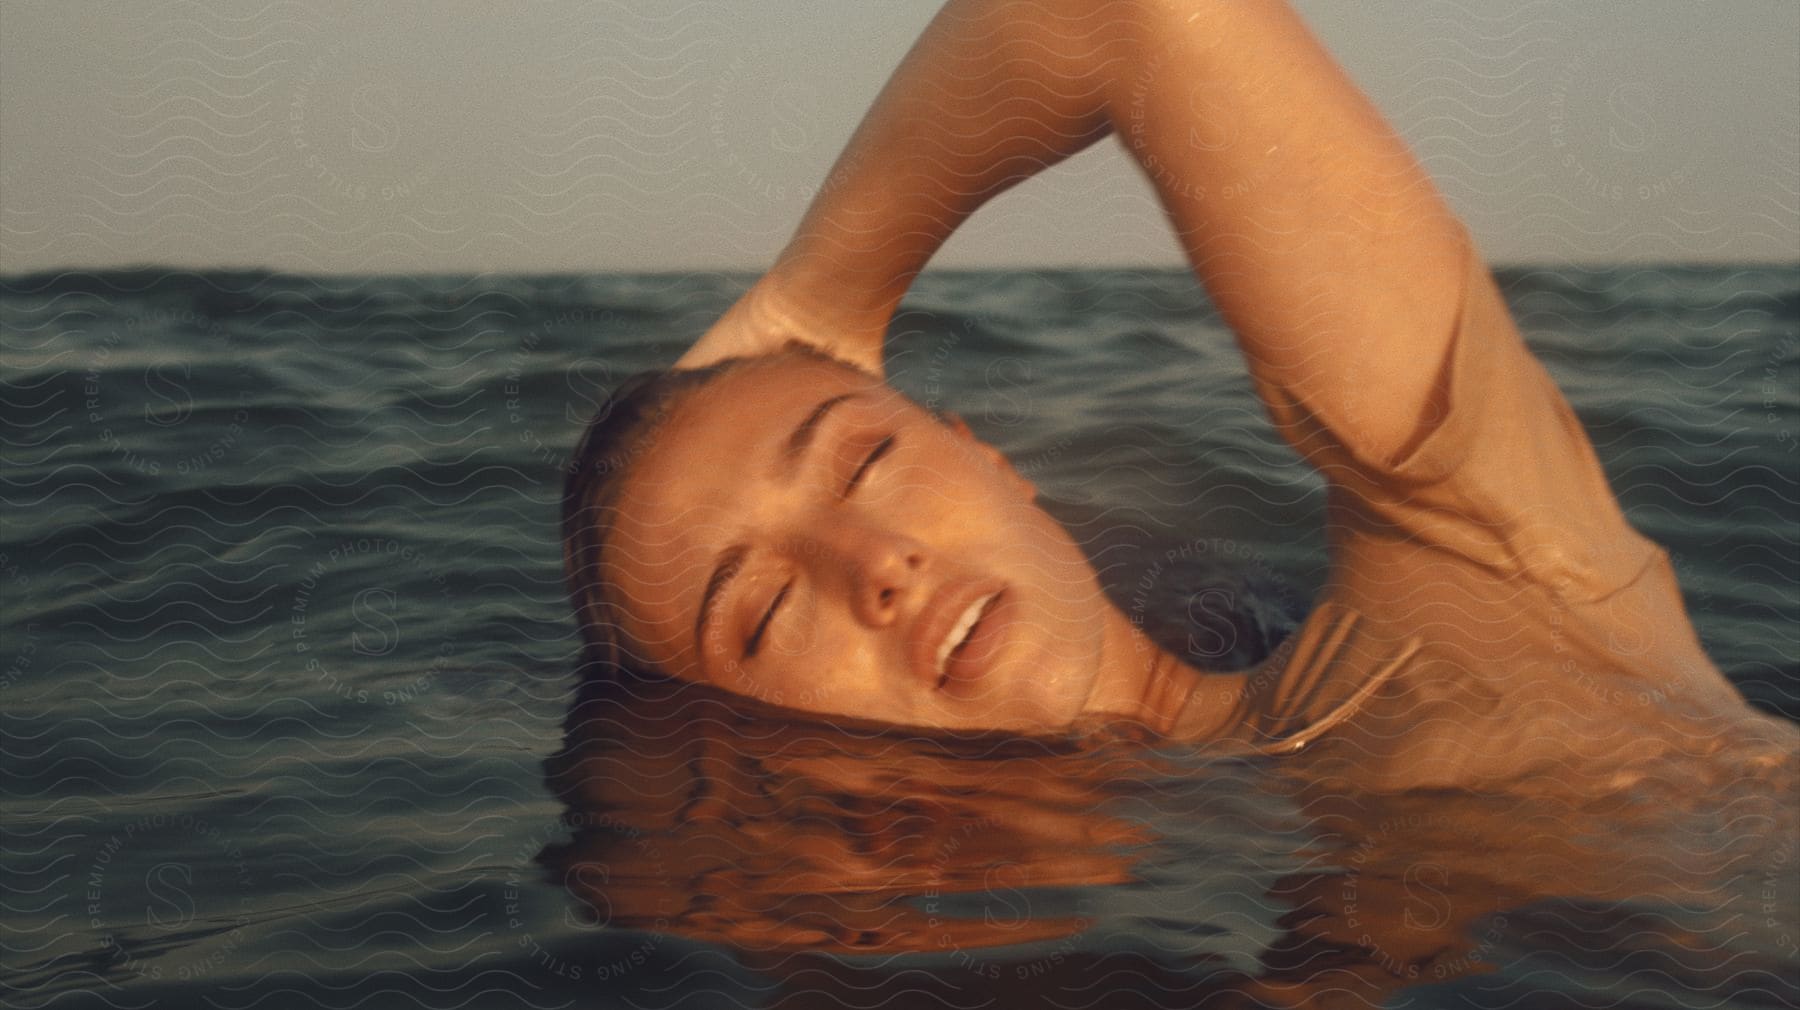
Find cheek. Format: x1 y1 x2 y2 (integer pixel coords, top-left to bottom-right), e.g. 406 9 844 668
758 612 899 717
759 602 870 679
1011 509 1107 631
763 611 818 667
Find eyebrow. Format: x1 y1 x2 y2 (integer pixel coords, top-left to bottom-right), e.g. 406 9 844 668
693 392 862 662
778 392 858 479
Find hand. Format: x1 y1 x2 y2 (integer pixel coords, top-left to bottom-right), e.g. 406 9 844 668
677 276 885 378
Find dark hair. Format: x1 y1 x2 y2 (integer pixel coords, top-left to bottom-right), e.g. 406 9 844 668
560 362 735 680
560 343 876 681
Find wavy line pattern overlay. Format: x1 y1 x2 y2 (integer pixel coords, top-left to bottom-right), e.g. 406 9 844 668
2 2 1797 1008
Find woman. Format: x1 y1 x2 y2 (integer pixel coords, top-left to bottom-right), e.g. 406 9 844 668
562 0 1794 791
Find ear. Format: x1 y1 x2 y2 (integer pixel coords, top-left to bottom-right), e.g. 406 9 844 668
942 411 1037 501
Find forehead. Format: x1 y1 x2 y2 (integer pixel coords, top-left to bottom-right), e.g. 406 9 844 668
597 356 896 665
639 354 890 489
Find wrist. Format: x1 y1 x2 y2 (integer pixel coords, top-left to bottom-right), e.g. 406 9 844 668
758 241 899 367
742 266 888 373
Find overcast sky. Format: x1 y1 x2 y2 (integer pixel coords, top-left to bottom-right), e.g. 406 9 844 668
2 1 1796 274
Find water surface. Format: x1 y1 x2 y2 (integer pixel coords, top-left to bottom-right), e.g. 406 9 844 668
2 264 1796 1007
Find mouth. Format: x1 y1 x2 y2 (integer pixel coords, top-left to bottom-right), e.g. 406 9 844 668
934 590 1002 688
911 580 1010 695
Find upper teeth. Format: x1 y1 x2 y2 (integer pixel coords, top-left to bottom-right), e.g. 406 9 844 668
935 592 998 680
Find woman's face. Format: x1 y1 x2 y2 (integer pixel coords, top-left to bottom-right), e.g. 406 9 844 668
598 354 1118 731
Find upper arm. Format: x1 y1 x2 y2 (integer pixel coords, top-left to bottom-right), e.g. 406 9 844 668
1292 236 1660 605
1101 0 1469 463
1079 1 1655 607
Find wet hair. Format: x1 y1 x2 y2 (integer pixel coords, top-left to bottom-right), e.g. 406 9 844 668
560 342 875 682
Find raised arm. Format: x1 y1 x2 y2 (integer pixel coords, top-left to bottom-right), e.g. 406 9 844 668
679 0 1121 374
1102 0 1470 463
685 0 1472 461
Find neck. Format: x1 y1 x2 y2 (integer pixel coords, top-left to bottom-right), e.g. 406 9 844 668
1081 605 1259 743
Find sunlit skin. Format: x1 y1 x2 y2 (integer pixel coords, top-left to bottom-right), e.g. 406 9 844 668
599 0 1449 738
590 0 1768 752
601 354 1251 735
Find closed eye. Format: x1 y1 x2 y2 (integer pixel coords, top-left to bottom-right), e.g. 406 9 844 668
745 579 792 658
844 435 896 496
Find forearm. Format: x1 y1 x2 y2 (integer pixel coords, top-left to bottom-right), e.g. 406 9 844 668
763 0 1119 359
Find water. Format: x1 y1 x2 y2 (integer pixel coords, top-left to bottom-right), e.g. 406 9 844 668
2 264 1797 1008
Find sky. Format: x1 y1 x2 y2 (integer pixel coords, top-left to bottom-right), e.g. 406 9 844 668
2 1 1796 274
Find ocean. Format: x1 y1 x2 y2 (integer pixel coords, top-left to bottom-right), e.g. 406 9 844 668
2 264 1797 1008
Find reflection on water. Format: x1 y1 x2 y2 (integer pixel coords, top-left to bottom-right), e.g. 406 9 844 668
540 670 1800 1007
538 674 1144 955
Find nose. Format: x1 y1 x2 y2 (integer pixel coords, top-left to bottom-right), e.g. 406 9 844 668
803 520 927 627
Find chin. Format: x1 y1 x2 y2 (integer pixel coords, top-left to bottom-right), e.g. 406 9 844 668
997 660 1097 731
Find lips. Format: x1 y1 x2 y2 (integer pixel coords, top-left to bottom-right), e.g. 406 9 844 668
909 578 1009 693
934 592 998 682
